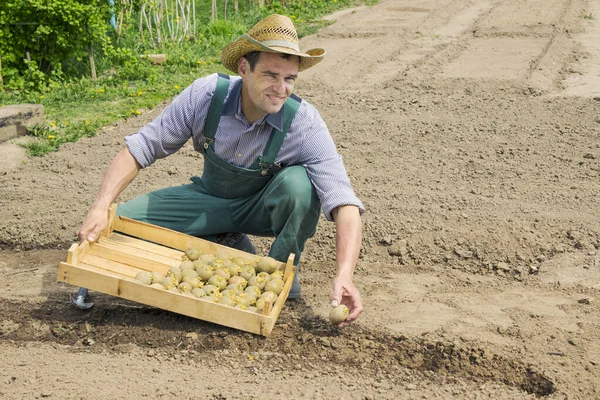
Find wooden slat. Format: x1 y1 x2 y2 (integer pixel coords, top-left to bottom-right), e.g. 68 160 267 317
81 255 152 278
114 216 270 262
109 233 184 259
58 262 275 336
101 204 117 239
66 240 90 265
89 240 180 271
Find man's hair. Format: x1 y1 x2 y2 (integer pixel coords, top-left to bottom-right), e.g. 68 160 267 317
243 51 295 71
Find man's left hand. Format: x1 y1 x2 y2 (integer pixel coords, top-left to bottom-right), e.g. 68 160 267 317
331 275 364 327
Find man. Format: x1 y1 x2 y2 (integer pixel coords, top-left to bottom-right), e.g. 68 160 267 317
77 14 364 326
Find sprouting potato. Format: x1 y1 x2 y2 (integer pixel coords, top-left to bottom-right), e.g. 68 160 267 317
161 276 177 290
234 294 251 309
182 275 202 289
213 267 231 280
166 267 182 283
264 277 284 295
191 287 207 298
168 286 181 293
181 269 198 280
232 256 251 267
179 260 195 270
270 270 284 280
225 283 243 295
135 271 152 285
178 281 193 293
229 275 247 289
185 247 201 261
248 275 266 290
226 262 241 277
209 258 224 268
246 306 258 313
221 289 236 299
208 275 228 290
149 283 164 290
244 285 262 299
241 291 257 305
196 264 214 281
329 304 349 325
240 265 256 281
260 291 278 304
218 296 236 306
255 297 273 312
202 284 219 296
198 254 214 264
257 256 279 273
257 271 271 283
205 293 222 302
151 271 164 284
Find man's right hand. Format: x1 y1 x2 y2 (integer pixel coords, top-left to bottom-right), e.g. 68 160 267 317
76 147 142 244
77 206 109 244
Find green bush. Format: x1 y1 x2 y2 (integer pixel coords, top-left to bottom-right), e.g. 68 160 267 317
0 0 113 91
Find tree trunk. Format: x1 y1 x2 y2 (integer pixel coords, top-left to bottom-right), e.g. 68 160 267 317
88 43 97 81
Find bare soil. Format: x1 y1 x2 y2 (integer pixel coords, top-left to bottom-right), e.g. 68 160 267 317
1 0 600 398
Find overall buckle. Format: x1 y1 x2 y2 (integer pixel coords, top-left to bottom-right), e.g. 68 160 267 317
259 163 271 176
203 137 214 149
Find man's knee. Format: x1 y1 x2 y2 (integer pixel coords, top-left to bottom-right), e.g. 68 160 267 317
273 166 320 213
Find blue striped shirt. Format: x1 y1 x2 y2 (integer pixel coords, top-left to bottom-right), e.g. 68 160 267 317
125 73 364 221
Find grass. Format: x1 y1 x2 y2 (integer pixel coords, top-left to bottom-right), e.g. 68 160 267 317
1 0 377 157
583 10 595 20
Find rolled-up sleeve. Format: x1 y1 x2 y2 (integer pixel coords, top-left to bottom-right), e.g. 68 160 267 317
296 104 365 221
125 74 216 168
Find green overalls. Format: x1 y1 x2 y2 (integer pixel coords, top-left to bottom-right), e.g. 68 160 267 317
117 74 322 287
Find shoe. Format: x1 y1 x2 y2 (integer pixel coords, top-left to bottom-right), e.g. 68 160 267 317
288 270 301 299
217 233 256 254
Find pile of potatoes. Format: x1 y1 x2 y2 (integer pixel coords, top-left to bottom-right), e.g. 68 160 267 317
134 247 285 314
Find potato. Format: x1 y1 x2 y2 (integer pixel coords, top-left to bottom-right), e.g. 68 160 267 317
248 275 266 290
264 277 284 295
161 276 177 290
166 267 182 283
202 284 219 296
228 275 247 289
240 265 256 281
151 271 164 284
196 264 214 281
329 304 349 325
244 285 262 299
185 247 201 261
256 256 279 273
260 291 278 304
213 267 231 280
198 254 214 264
179 260 195 270
270 270 283 280
208 275 227 290
178 281 193 293
135 271 152 285
182 275 202 289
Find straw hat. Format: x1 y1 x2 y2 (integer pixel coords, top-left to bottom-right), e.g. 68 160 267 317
221 14 325 73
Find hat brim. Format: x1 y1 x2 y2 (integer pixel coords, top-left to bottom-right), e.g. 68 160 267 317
221 34 325 74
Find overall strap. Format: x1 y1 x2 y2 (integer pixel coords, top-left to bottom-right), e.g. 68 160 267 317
203 73 231 150
259 93 302 175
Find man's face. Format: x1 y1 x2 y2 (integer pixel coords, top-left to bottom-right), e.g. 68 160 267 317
239 52 300 124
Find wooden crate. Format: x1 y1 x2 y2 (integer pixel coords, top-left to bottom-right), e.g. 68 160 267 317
57 205 296 337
